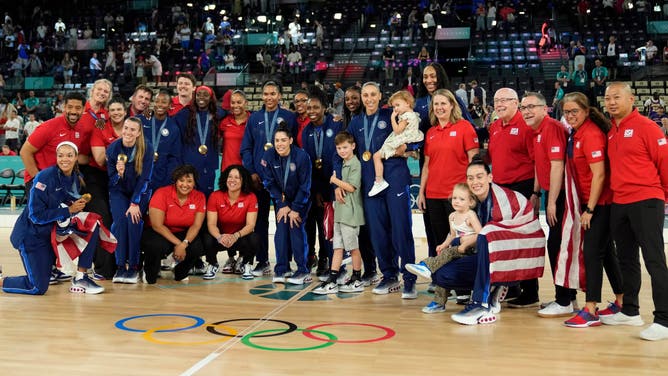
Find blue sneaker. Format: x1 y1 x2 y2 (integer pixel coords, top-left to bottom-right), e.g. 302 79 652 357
51 268 71 283
422 301 446 314
372 278 401 295
489 285 509 314
401 281 418 299
125 269 139 284
70 274 105 294
405 262 432 279
451 303 497 325
286 272 313 285
112 269 126 283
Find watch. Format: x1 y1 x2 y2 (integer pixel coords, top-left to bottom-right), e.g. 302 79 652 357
584 207 594 214
182 239 190 245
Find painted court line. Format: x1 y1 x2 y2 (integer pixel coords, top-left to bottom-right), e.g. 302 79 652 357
179 281 318 376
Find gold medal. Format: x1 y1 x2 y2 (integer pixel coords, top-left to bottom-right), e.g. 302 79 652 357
81 193 92 203
264 142 273 151
362 151 371 161
315 159 323 169
154 152 159 161
198 145 208 155
117 153 128 163
95 118 105 129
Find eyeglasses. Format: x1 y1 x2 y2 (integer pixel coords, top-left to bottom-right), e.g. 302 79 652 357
493 97 517 104
518 104 545 112
563 108 581 116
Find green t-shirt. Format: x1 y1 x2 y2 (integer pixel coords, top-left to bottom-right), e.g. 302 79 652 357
334 155 365 227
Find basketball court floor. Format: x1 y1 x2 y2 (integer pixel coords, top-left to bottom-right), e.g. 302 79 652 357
0 211 666 375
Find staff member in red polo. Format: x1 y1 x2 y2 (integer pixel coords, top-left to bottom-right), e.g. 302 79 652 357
202 164 260 280
219 90 250 171
141 164 206 284
602 82 668 341
560 92 623 328
417 88 479 255
487 87 538 307
520 92 576 317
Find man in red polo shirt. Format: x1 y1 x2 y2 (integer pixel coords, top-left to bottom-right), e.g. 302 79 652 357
602 82 668 341
20 92 88 185
521 92 577 317
169 73 195 116
487 87 539 307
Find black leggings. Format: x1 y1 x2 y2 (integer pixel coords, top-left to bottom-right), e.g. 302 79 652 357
202 231 259 266
141 228 204 283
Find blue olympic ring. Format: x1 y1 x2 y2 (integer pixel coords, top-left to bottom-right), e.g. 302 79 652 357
115 314 206 333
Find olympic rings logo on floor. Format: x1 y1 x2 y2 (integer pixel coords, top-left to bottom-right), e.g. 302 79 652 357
114 314 396 351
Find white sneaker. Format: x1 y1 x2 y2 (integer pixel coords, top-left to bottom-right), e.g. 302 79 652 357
202 264 219 280
161 253 176 271
286 272 313 285
405 262 432 279
489 285 509 314
272 275 286 284
537 301 574 318
339 279 365 293
368 180 389 197
241 264 254 280
313 281 338 295
640 323 668 341
600 312 645 326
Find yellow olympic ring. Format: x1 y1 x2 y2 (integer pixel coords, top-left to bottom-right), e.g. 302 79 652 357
142 323 239 346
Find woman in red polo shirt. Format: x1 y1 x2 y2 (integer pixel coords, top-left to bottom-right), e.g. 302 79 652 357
141 164 206 284
561 92 623 328
219 90 249 171
417 88 480 248
203 164 260 280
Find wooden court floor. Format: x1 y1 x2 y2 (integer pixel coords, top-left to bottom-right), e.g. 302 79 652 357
0 228 666 376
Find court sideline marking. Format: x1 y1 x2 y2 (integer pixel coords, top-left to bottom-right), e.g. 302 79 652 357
179 280 318 376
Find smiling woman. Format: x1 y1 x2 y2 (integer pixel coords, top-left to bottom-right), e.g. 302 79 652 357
141 165 206 284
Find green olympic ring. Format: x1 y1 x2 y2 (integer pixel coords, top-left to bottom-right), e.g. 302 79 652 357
241 328 338 352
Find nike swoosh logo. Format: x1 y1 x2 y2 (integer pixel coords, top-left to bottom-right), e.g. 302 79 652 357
59 132 67 137
396 192 405 197
55 188 62 191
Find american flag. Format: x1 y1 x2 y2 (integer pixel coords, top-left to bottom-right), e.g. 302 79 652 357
50 212 117 272
554 155 586 290
481 184 546 283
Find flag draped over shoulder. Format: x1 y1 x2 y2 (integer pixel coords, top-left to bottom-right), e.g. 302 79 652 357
555 156 586 290
50 212 116 270
480 184 546 283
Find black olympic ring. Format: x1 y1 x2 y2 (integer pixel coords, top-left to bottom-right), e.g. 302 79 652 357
206 318 298 338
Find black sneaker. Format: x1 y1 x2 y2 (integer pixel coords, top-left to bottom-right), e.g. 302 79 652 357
506 294 540 308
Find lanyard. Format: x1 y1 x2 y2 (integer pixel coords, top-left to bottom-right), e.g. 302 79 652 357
312 126 324 159
281 154 292 193
264 108 279 144
122 144 137 163
363 112 380 151
151 117 168 151
196 111 210 146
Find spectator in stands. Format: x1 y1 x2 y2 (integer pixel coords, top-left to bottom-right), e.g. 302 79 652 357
288 17 301 46
287 46 302 83
104 45 116 74
383 45 396 85
315 20 324 49
572 63 588 95
592 59 609 98
417 46 430 72
455 83 468 105
649 105 668 132
333 82 344 116
24 91 39 115
122 45 135 80
663 41 668 63
424 10 436 39
23 113 40 138
1 144 16 156
556 64 571 92
552 81 565 118
470 80 487 107
145 54 162 83
224 48 236 70
27 52 42 77
606 35 620 80
475 3 486 31
486 2 497 30
644 40 658 64
3 109 21 152
644 93 665 114
576 0 590 32
180 23 191 50
89 52 102 80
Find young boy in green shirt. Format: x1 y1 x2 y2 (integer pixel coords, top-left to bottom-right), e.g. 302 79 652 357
314 131 365 294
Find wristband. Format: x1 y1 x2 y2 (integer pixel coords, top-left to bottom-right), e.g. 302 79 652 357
584 207 594 214
532 191 542 198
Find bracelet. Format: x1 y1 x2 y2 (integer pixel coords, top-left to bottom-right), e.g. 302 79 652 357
584 207 594 214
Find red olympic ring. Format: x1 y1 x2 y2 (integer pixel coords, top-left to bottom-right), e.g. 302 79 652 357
302 322 396 344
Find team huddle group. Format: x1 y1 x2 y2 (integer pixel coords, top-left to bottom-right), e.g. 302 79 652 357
0 62 667 341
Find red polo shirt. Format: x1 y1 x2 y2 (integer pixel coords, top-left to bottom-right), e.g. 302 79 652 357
533 116 566 191
296 114 310 147
608 109 668 204
488 111 535 184
149 185 206 233
219 112 248 171
207 190 258 234
89 122 120 170
571 119 612 205
25 116 89 182
79 101 108 157
169 96 191 116
424 119 479 198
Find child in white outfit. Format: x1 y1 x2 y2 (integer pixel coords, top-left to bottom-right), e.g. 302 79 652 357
368 90 423 196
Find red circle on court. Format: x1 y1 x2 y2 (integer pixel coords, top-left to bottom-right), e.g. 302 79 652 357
302 322 395 344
